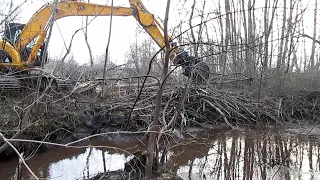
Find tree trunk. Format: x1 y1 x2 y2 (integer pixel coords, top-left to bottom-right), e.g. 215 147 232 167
101 0 113 97
223 0 231 74
276 0 287 88
310 0 317 71
189 0 197 57
218 0 224 73
83 0 93 67
248 0 257 75
242 0 250 76
145 0 171 178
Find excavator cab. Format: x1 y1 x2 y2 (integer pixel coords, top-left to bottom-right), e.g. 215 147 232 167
0 23 24 64
2 23 48 66
4 23 25 44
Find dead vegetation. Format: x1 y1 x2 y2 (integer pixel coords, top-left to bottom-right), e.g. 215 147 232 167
1 79 320 161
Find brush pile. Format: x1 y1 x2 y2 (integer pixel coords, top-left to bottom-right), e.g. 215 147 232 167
1 81 320 158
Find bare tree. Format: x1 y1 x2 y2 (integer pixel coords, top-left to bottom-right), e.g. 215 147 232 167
310 0 318 72
101 0 114 97
189 0 198 57
276 0 287 88
145 0 171 177
82 0 94 68
223 0 231 74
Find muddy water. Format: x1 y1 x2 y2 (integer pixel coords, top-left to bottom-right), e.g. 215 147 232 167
1 127 320 180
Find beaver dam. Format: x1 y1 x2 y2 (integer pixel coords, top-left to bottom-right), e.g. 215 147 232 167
1 80 320 179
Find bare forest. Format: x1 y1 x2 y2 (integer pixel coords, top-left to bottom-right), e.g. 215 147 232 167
1 0 320 179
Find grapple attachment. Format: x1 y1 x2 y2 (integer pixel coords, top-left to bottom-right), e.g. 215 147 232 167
174 51 210 81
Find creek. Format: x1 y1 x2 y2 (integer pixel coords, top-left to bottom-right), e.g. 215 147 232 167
1 125 320 180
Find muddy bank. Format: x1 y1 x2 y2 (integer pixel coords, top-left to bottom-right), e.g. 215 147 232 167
1 87 320 160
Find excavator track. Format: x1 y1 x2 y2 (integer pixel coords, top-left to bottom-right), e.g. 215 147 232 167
0 74 74 93
0 75 21 92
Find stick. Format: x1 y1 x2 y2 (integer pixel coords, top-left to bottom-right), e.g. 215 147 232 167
202 98 236 129
0 133 39 180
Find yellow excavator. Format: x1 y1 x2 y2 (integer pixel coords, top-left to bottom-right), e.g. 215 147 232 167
0 0 209 91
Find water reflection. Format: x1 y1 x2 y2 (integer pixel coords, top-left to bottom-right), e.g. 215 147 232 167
173 130 320 180
1 128 320 180
48 148 126 179
0 138 144 180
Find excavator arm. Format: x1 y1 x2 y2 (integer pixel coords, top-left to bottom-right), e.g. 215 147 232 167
129 0 168 51
0 0 209 80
